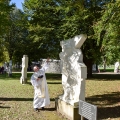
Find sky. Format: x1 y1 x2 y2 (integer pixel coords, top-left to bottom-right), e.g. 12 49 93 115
10 0 24 10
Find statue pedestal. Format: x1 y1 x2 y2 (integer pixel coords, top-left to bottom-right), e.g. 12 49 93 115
20 77 27 84
55 98 81 120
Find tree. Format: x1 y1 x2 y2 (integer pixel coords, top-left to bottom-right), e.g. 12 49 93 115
1 7 29 66
0 0 14 35
0 0 14 63
23 0 115 77
23 0 63 59
56 0 104 77
93 0 120 68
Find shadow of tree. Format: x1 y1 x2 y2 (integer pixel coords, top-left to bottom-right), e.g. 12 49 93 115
0 97 59 102
25 81 32 85
86 92 120 119
46 73 62 80
50 98 56 101
0 106 11 109
44 107 56 111
86 92 120 105
91 74 120 80
0 102 11 109
97 106 120 120
47 82 62 84
0 97 33 101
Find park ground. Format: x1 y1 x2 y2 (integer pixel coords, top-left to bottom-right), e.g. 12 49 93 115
0 72 120 120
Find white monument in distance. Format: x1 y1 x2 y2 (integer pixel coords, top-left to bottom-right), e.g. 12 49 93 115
20 55 28 84
114 61 119 73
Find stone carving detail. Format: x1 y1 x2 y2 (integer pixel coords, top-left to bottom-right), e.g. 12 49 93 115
59 34 87 106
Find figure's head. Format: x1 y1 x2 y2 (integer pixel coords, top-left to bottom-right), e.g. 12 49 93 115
33 66 39 72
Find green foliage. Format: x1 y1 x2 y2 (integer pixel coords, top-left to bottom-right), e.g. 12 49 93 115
23 0 103 62
23 0 64 59
23 0 108 77
1 0 120 76
0 0 14 35
93 0 120 64
2 7 29 62
0 0 14 63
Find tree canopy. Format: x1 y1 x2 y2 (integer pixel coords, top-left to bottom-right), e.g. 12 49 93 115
93 0 120 64
0 0 120 77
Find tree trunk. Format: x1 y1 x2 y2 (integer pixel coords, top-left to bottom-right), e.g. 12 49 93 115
83 58 93 78
103 57 106 71
96 63 98 72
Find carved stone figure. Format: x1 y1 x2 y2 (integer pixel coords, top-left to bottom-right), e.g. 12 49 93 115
20 55 28 84
59 34 87 106
114 62 119 73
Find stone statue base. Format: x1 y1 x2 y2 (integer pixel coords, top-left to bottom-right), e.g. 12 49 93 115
55 98 81 120
20 77 27 84
59 95 79 106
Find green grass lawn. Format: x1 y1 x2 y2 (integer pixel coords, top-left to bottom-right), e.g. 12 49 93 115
0 73 120 120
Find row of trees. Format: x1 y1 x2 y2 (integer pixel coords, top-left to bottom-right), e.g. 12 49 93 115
0 0 120 77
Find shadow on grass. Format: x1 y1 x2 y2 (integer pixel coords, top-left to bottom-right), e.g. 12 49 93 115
46 73 62 80
0 97 57 102
50 98 58 101
0 97 33 101
90 74 120 80
0 106 11 109
86 92 120 119
97 106 120 120
47 81 62 84
0 73 62 81
44 107 56 111
25 81 32 85
86 92 120 105
0 73 21 80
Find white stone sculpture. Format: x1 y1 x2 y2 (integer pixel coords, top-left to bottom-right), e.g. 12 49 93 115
7 60 12 76
3 62 7 73
114 62 119 73
20 55 28 84
59 34 87 106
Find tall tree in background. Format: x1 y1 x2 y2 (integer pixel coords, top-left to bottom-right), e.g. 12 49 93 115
23 0 104 77
0 0 13 35
23 0 118 77
2 7 28 63
93 0 120 69
0 0 13 63
54 0 104 77
23 0 63 60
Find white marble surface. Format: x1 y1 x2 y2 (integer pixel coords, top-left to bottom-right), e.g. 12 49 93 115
20 55 28 84
114 62 119 73
59 34 87 106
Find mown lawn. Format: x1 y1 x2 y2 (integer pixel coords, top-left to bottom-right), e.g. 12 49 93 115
0 73 120 120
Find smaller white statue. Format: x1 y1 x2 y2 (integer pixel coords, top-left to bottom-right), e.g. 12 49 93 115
20 55 28 84
114 62 119 73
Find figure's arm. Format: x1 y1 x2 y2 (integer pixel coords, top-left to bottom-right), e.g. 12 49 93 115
41 57 50 71
30 75 40 87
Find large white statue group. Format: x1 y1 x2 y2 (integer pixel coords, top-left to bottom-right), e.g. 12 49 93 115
59 34 87 106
